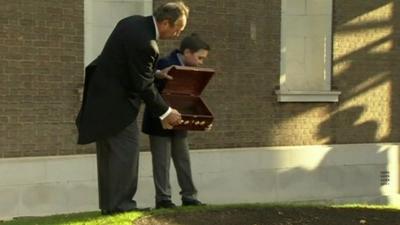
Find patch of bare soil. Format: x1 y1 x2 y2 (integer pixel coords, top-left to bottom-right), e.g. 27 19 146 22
134 206 400 225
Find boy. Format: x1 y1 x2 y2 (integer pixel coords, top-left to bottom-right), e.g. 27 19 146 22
142 33 210 209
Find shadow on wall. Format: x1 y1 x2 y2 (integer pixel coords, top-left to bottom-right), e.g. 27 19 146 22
258 0 400 148
324 0 398 143
317 106 378 144
273 0 399 204
272 0 399 144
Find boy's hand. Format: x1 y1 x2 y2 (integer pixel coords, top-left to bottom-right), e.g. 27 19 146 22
205 123 213 131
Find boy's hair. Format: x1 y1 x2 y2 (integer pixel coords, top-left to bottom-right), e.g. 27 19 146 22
153 1 189 25
179 33 210 53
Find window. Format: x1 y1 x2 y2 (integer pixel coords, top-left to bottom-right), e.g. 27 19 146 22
84 0 153 66
276 0 340 102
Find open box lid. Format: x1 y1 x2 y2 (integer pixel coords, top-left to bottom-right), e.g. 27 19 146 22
161 65 215 96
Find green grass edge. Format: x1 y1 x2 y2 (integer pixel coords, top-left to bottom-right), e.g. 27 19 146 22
1 203 399 225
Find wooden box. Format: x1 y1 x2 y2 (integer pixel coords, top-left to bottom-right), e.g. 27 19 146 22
161 66 215 130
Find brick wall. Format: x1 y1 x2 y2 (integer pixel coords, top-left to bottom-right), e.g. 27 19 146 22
153 0 400 149
0 0 88 157
1 0 399 157
331 0 400 143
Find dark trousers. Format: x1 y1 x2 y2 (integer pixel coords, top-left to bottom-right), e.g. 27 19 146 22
96 120 139 211
149 135 198 203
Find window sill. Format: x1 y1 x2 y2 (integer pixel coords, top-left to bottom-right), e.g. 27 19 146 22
275 90 341 102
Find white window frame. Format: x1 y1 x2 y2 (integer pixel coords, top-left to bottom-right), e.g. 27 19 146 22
276 0 340 102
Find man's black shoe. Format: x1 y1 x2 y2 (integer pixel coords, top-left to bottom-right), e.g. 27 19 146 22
101 209 121 215
182 199 206 206
155 200 177 209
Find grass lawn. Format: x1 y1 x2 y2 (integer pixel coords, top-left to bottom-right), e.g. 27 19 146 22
1 204 399 225
0 211 143 225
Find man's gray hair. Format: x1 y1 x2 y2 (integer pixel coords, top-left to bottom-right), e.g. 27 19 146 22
153 1 189 25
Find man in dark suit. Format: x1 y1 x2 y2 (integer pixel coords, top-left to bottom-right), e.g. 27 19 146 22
75 2 189 215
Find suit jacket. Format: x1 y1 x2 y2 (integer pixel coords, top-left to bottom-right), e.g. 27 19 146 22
76 16 169 144
142 49 187 137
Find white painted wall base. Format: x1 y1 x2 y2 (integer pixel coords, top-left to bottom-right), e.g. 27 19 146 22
0 143 399 220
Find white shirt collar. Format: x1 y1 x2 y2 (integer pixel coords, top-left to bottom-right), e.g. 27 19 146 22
152 16 159 40
177 52 185 66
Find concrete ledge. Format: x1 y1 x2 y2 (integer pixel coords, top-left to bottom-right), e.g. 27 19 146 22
0 143 398 219
275 90 341 102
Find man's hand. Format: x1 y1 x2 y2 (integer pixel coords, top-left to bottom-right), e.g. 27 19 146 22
155 66 174 80
161 119 173 129
161 108 181 129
